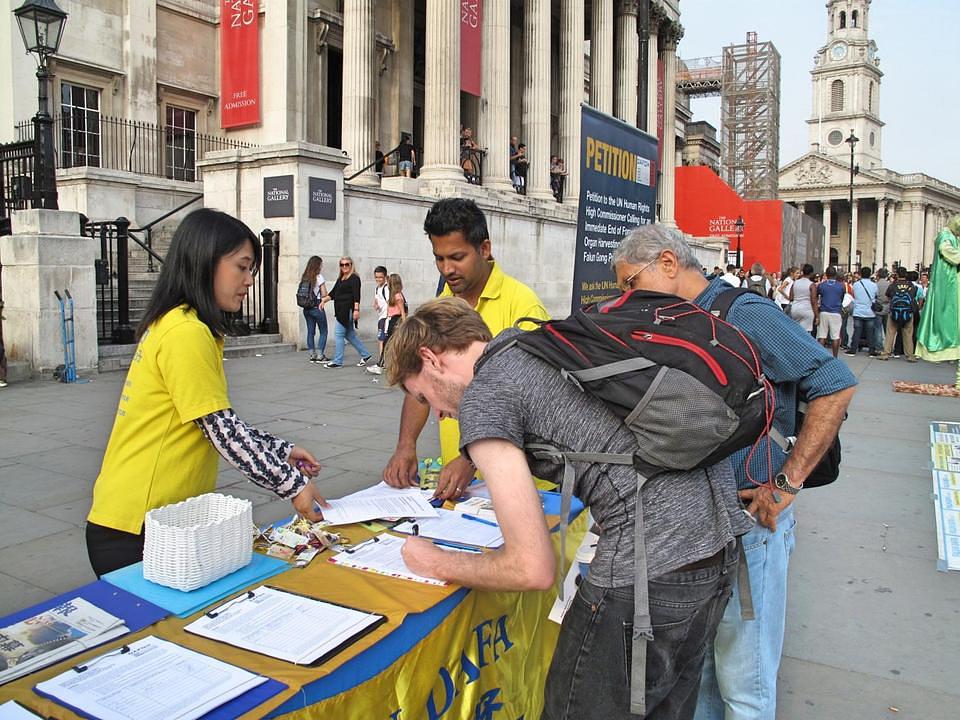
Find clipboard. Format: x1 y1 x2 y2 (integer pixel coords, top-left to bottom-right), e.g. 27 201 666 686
31 637 287 720
184 586 387 667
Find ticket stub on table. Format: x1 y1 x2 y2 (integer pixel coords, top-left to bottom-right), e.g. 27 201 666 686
270 527 309 548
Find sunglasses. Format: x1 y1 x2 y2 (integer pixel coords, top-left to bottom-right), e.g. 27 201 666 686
340 262 352 267
619 254 661 292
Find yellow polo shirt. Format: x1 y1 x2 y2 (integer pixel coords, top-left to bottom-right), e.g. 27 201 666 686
88 306 231 534
438 261 549 463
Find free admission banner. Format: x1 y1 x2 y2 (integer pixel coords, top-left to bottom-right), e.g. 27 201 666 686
571 105 658 313
220 1 260 129
460 1 482 97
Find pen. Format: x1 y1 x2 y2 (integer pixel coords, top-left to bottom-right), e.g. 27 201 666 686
460 513 499 528
432 539 482 553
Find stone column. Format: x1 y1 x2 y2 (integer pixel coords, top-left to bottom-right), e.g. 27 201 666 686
850 198 859 269
559 0 584 206
822 201 832 267
909 201 924 269
590 0 613 113
645 6 662 137
341 0 378 186
1 210 97 374
614 1 639 124
886 201 897 266
659 26 681 227
523 0 553 200
923 204 936 267
876 199 887 269
419 0 464 187
479 0 512 192
262 0 308 143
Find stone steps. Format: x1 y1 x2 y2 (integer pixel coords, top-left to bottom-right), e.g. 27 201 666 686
97 334 295 373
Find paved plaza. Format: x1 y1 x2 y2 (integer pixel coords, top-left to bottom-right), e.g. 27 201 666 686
0 348 957 718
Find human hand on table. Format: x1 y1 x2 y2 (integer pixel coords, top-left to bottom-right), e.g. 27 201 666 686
291 483 330 522
401 536 446 578
383 446 419 488
433 455 475 502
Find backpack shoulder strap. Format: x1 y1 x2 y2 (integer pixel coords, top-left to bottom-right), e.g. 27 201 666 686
710 287 752 321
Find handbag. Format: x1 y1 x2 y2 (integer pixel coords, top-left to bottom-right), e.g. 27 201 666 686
841 292 855 314
859 280 883 313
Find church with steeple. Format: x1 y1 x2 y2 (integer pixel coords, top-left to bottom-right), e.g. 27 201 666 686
778 0 960 271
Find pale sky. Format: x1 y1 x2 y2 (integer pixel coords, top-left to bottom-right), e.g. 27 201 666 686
680 0 960 187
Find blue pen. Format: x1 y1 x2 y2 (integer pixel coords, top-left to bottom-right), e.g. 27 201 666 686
460 513 499 528
431 539 482 553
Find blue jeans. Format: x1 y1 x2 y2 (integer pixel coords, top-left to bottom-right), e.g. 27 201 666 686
849 316 876 354
304 307 327 355
332 319 371 365
543 543 737 720
694 504 797 720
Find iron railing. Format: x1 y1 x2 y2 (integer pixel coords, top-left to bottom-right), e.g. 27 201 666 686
82 216 279 345
0 139 36 235
16 115 255 182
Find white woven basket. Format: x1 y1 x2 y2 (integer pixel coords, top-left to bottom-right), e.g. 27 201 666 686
143 493 253 592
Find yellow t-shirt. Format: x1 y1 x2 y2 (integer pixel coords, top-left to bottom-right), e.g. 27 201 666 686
88 306 231 534
438 261 550 463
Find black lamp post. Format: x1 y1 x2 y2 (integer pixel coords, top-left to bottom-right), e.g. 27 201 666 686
14 0 68 210
844 129 859 272
734 215 745 269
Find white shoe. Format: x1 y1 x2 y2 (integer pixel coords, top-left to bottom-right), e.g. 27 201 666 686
366 365 382 375
357 356 372 367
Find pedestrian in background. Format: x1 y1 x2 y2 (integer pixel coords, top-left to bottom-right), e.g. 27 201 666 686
369 272 407 376
300 256 329 363
321 257 372 369
846 265 879 356
788 263 817 334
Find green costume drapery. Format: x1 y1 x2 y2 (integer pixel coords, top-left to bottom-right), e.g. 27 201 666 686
917 227 960 362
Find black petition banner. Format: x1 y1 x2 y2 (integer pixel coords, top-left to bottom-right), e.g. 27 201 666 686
571 105 658 312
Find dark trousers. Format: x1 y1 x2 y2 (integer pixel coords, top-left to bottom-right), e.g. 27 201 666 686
542 544 737 720
849 316 876 354
86 522 145 578
377 315 402 367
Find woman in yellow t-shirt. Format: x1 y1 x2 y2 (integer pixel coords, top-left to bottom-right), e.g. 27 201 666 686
86 209 329 577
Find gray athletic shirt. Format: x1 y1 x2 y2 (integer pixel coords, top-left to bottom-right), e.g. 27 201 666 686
458 329 753 588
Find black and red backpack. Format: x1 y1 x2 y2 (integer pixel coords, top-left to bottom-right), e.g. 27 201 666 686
495 288 775 479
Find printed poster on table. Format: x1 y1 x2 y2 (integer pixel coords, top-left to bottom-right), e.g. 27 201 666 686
571 104 658 312
930 422 960 572
220 1 260 128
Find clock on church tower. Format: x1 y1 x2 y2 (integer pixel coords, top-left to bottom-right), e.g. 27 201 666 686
807 0 884 170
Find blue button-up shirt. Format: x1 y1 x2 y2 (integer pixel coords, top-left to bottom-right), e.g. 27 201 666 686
694 279 858 489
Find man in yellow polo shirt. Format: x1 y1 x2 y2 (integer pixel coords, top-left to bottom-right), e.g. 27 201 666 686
383 198 548 498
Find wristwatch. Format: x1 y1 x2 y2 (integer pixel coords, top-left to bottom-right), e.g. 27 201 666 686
774 472 801 496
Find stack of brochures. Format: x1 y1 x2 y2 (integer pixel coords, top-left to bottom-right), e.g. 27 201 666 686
0 597 128 685
184 586 385 665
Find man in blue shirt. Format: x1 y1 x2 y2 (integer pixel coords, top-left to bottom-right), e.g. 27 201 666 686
613 225 857 720
846 266 879 356
816 266 846 357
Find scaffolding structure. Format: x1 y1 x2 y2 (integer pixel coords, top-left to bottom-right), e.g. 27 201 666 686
720 33 781 199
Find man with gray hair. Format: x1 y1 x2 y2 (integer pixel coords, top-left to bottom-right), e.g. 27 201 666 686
613 224 856 720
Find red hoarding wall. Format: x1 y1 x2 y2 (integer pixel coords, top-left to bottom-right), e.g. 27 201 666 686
460 1 482 97
220 1 260 129
675 166 784 272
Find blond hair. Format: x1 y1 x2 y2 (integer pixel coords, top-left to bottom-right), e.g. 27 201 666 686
385 297 492 386
387 273 404 308
338 256 356 279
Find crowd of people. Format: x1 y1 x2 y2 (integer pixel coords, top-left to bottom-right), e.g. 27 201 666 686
89 199 891 719
708 261 929 360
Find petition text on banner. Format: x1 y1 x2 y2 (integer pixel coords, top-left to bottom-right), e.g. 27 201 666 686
460 1 483 97
220 1 260 129
572 105 658 312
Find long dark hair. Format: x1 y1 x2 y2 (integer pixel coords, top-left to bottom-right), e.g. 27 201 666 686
301 256 323 284
137 208 260 339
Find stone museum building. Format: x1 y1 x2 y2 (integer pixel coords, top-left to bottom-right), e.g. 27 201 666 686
778 0 960 271
3 1 727 377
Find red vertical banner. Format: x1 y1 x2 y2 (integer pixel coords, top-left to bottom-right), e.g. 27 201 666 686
656 57 664 169
220 1 260 129
460 1 483 97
